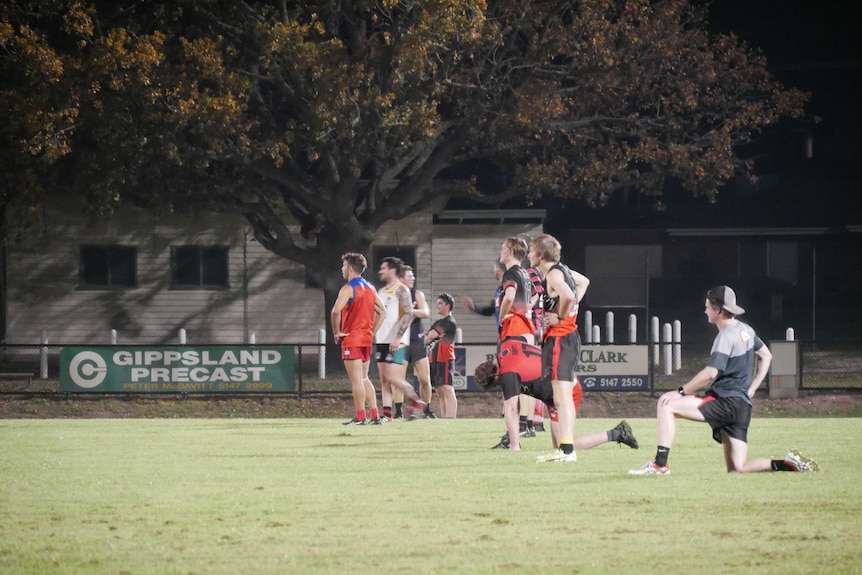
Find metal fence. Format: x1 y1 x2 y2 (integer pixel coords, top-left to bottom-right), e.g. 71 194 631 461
1 340 860 396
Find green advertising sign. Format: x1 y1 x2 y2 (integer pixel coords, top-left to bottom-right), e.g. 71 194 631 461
60 346 295 393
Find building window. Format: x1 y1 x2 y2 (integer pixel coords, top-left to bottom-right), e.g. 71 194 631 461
80 245 137 288
172 246 229 288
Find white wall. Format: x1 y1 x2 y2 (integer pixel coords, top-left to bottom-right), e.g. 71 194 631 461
6 202 323 345
5 201 539 346
431 222 543 343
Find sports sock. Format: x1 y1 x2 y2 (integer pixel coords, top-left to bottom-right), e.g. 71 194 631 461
356 409 366 421
560 438 574 455
519 416 528 432
655 446 670 467
370 407 379 420
383 406 392 419
771 460 796 472
607 428 618 443
394 402 403 418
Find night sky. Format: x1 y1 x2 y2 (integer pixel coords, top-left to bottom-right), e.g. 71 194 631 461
529 1 862 230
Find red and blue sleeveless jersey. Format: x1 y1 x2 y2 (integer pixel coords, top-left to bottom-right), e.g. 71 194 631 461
341 276 377 347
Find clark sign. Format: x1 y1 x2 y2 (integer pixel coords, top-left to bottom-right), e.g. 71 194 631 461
60 346 295 393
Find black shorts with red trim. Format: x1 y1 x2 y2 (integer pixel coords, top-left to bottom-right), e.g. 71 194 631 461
430 360 453 387
698 393 752 444
542 332 580 382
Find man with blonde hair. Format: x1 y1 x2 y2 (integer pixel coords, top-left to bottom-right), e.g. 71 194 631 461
529 233 590 462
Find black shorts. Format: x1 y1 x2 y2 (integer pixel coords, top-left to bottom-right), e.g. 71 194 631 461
698 394 752 444
542 332 580 382
430 361 453 387
522 378 555 406
375 344 406 365
403 341 427 363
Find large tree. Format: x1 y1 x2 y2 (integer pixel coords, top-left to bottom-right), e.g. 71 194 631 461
3 0 806 332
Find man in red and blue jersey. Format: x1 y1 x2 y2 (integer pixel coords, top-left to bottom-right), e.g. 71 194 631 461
331 252 385 425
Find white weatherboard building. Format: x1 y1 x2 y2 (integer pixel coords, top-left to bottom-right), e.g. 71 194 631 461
4 198 544 346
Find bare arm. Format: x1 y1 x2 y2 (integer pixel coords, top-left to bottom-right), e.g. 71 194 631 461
330 284 353 343
424 325 441 346
413 290 430 319
499 285 516 319
748 344 773 398
545 268 575 326
383 285 413 347
570 269 590 302
659 365 717 406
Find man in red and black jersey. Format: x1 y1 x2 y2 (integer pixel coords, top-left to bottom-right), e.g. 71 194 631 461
529 234 591 462
498 237 535 344
425 293 458 418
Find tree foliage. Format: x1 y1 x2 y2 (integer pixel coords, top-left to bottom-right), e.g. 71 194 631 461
3 0 806 279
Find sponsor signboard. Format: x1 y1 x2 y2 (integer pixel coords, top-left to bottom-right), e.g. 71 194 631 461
60 346 295 393
456 343 648 392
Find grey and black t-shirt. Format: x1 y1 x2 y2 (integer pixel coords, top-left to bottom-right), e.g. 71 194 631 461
707 320 765 405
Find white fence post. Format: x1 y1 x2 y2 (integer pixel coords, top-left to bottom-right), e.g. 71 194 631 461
40 330 49 380
662 323 672 375
178 329 186 345
673 320 681 371
605 312 614 344
592 325 601 344
651 316 660 366
628 314 637 344
786 327 795 341
584 310 593 344
318 328 326 379
455 327 463 344
110 329 118 345
249 331 256 345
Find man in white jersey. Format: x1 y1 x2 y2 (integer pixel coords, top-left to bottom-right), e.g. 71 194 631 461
375 257 428 421
630 286 819 475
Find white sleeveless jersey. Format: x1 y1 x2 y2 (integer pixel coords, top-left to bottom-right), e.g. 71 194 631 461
375 282 412 346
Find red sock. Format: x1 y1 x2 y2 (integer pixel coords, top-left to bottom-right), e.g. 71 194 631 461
356 409 366 421
370 407 379 419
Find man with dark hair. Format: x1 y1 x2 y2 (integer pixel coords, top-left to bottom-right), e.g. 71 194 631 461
375 256 428 420
630 286 819 475
474 338 639 452
425 293 458 418
396 265 436 419
331 253 386 425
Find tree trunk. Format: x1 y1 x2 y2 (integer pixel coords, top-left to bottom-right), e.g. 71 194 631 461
305 235 375 371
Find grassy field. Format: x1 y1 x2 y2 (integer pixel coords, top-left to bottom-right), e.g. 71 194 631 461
1 417 860 574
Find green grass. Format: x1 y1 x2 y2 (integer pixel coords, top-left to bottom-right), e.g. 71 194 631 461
1 418 860 574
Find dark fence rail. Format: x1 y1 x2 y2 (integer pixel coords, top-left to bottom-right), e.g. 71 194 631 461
1 339 860 396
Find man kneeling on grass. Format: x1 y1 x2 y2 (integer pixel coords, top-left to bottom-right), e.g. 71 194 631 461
629 286 820 476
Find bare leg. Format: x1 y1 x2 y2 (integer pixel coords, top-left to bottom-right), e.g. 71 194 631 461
724 436 773 473
344 359 365 416
361 360 377 412
572 431 610 450
414 358 432 403
438 385 457 418
551 379 575 447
